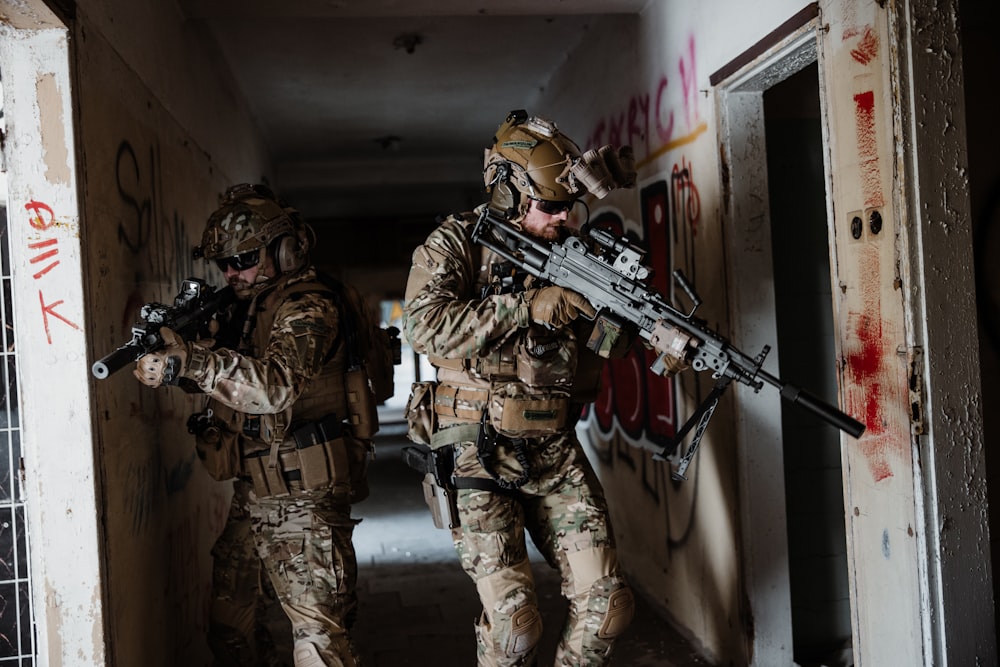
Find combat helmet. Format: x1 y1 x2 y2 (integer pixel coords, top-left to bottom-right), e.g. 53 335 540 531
483 110 582 217
195 183 312 276
483 110 638 219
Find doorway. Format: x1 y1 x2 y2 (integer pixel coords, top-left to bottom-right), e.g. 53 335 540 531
715 21 854 666
763 62 852 666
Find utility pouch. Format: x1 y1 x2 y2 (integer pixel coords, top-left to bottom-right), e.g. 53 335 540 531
243 449 290 499
488 382 570 438
346 368 379 440
189 409 240 481
515 325 577 386
405 381 437 445
292 416 349 494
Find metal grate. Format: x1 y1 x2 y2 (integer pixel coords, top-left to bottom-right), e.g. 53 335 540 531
0 203 36 664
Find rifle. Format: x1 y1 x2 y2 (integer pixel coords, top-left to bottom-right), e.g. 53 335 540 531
470 206 866 480
92 278 235 380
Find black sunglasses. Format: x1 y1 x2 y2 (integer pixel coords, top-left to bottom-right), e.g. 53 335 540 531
215 249 261 272
532 198 575 215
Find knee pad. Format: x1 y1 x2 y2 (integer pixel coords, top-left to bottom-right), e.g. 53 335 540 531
293 639 346 667
474 600 543 661
591 575 635 640
506 604 543 657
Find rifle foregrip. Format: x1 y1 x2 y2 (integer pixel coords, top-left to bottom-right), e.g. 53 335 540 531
780 384 866 438
92 344 142 380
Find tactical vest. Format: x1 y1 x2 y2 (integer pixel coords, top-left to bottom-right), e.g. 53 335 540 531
201 270 372 502
422 215 604 438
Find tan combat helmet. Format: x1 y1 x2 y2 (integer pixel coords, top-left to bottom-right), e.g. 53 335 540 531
483 110 638 218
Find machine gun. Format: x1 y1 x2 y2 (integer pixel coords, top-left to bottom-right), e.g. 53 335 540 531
92 278 235 380
470 206 866 480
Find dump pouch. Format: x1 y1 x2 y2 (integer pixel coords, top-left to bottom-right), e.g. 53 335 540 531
405 381 437 446
346 367 379 440
488 381 570 438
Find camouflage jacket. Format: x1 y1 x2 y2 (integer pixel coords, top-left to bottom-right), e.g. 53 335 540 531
182 266 349 456
404 210 608 426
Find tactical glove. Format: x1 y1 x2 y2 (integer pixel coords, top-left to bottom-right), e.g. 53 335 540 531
133 327 188 388
526 286 596 329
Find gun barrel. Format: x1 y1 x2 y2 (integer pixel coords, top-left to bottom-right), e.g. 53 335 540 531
758 369 866 438
91 344 142 379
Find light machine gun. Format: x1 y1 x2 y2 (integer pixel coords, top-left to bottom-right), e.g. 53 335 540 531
92 278 236 380
470 206 866 480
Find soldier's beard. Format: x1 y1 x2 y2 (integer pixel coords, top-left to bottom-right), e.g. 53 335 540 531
230 275 269 299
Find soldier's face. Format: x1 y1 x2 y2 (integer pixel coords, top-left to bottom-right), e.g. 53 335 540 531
521 199 570 241
221 248 276 298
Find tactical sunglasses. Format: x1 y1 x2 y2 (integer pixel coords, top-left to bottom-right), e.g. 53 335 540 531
532 198 575 215
215 249 261 272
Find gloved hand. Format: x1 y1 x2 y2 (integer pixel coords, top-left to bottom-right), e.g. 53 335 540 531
526 286 596 329
133 327 188 388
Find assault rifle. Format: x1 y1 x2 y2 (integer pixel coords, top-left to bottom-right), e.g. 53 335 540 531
470 206 866 480
92 278 235 379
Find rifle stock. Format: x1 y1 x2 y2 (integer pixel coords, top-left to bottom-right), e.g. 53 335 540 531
92 278 235 379
470 206 865 462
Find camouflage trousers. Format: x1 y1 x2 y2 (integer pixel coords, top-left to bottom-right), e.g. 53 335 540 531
451 430 634 667
209 479 362 667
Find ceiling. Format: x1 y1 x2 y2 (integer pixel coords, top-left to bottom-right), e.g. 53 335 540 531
177 0 651 222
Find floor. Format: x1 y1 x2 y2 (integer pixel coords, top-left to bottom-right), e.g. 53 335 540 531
347 426 714 667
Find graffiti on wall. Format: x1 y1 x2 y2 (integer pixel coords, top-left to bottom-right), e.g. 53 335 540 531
22 199 81 344
584 154 706 543
584 35 706 161
115 139 197 284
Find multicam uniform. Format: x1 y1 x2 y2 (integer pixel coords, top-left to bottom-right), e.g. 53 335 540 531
403 210 634 667
181 265 370 667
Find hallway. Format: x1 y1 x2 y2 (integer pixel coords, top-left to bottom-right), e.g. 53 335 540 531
348 427 713 666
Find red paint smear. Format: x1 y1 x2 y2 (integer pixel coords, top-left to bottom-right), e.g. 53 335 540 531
843 247 908 483
853 91 884 208
850 26 879 65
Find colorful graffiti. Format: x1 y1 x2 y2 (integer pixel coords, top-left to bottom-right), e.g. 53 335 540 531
584 35 704 161
23 199 81 344
587 156 704 460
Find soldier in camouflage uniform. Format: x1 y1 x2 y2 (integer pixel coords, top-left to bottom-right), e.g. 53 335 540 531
134 183 377 667
403 111 674 667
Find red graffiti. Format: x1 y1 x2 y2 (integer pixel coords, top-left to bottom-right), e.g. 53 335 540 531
671 158 701 238
23 199 78 343
584 35 699 158
850 26 879 65
844 246 906 482
28 238 60 279
853 91 884 209
38 291 80 344
24 200 55 230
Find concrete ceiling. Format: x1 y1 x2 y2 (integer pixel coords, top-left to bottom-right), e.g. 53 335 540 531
178 0 650 221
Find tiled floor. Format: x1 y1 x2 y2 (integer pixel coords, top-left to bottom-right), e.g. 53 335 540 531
347 429 714 667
